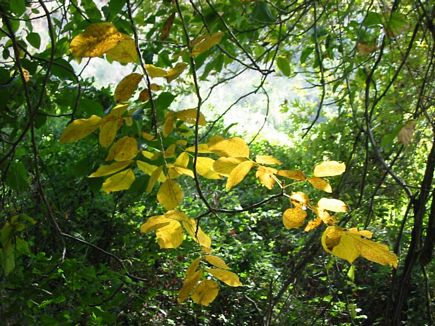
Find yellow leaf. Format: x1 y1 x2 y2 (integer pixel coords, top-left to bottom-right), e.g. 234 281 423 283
213 157 246 176
141 212 185 248
157 179 184 210
308 177 332 193
191 32 224 57
314 161 346 177
142 132 155 141
204 255 230 270
181 218 212 248
145 64 167 78
255 166 277 189
106 136 139 161
356 236 399 267
206 268 242 287
208 135 225 146
146 166 164 193
175 152 189 168
185 144 212 153
208 137 249 158
322 226 398 268
289 192 309 206
150 83 161 91
226 161 254 191
166 62 188 82
164 144 176 158
282 207 307 229
186 257 202 278
106 35 138 64
101 169 135 193
304 217 322 232
99 119 120 148
317 198 348 212
178 270 202 303
124 116 133 126
138 88 150 102
89 160 131 178
348 228 372 239
114 73 143 102
155 220 184 248
70 23 124 58
163 112 175 137
98 104 128 147
314 208 336 225
106 136 138 161
136 160 158 175
191 280 219 306
164 210 188 222
111 103 129 115
169 166 194 179
196 157 221 179
142 150 158 160
277 170 306 181
60 115 101 143
140 215 171 233
175 108 206 125
255 155 282 165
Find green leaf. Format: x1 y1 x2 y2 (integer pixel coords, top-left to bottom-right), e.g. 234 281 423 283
155 92 176 110
5 161 29 193
0 67 10 84
10 0 26 16
1 241 15 276
300 47 314 64
385 12 409 37
252 1 275 24
79 98 104 116
51 58 76 81
362 12 383 27
26 33 41 49
108 0 125 18
276 56 291 76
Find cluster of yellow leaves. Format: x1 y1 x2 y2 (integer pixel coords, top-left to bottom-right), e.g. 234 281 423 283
70 23 138 63
322 226 398 268
178 254 242 306
186 137 339 193
146 62 188 83
63 21 398 309
280 161 398 268
140 210 211 249
283 193 346 231
111 64 188 104
60 103 128 147
162 108 207 137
